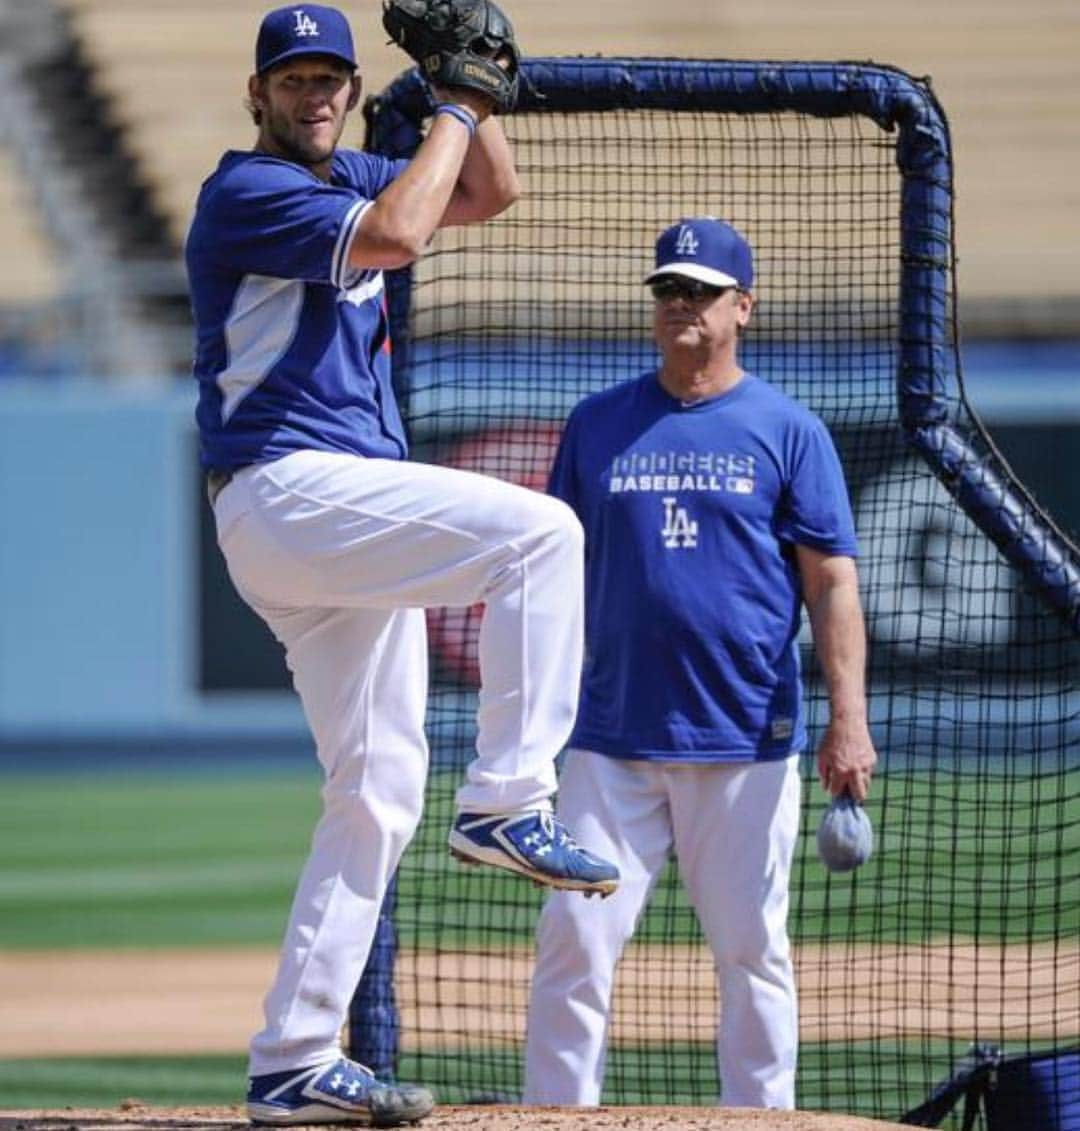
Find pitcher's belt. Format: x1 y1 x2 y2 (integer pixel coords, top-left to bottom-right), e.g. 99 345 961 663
206 468 237 506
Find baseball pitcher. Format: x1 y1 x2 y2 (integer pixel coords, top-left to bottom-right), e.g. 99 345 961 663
186 4 617 1125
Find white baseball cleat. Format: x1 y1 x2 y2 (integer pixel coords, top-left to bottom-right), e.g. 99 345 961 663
247 1056 434 1126
448 809 620 896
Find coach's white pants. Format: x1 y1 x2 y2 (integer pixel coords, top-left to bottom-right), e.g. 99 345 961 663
211 450 584 1074
524 750 801 1109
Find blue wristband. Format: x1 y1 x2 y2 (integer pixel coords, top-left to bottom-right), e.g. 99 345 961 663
434 103 478 138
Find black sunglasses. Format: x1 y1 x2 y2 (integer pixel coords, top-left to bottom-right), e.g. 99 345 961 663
649 277 736 303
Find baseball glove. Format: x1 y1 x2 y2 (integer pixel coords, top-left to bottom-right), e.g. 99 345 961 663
382 0 520 112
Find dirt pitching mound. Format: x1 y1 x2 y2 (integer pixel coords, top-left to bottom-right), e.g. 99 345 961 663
0 1104 916 1130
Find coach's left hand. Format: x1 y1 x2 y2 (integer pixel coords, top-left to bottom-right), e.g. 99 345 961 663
817 718 877 801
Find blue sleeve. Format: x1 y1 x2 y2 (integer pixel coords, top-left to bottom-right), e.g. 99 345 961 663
202 157 372 290
777 416 859 556
335 150 409 198
547 409 582 514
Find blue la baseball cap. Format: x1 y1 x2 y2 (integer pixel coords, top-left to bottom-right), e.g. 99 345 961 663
644 217 754 290
256 5 357 74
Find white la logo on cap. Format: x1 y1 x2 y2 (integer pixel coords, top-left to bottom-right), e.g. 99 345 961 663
674 225 699 256
292 9 320 37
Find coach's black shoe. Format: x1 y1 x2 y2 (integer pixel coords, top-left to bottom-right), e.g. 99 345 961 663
449 809 620 896
247 1056 434 1126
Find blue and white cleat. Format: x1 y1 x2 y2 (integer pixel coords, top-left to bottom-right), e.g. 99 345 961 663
448 810 620 897
247 1056 434 1126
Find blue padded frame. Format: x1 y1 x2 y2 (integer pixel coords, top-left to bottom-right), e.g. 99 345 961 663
365 57 1080 635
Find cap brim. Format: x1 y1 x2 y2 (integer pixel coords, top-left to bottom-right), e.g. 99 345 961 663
644 262 741 288
258 46 357 74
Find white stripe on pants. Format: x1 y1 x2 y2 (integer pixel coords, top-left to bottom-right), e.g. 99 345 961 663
524 749 801 1108
211 450 585 1073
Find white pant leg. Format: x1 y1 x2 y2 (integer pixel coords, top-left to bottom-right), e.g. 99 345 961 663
215 450 585 811
667 757 801 1109
524 751 672 1104
213 450 585 1074
235 599 430 1075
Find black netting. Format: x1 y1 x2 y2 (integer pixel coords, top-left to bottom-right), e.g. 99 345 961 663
354 70 1080 1125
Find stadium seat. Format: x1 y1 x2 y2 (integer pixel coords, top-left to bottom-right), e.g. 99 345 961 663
0 148 59 305
52 0 1079 305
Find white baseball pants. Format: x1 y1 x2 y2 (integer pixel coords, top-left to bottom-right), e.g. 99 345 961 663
210 449 585 1075
524 749 801 1109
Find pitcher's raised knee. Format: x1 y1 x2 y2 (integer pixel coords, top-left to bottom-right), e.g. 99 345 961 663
517 492 585 562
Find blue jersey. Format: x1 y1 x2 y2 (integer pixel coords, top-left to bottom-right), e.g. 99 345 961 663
186 148 409 471
550 371 858 763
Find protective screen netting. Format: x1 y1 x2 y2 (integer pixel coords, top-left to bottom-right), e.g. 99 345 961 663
356 78 1079 1123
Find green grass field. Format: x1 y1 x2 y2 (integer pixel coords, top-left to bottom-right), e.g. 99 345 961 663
1 763 1074 1115
2 764 1075 950
0 767 321 949
0 1054 246 1108
398 766 1078 948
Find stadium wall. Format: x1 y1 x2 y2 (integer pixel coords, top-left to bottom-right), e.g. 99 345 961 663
0 355 1076 746
0 379 306 745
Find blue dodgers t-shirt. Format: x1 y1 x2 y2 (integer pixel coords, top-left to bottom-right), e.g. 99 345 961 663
550 371 858 763
186 148 409 471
